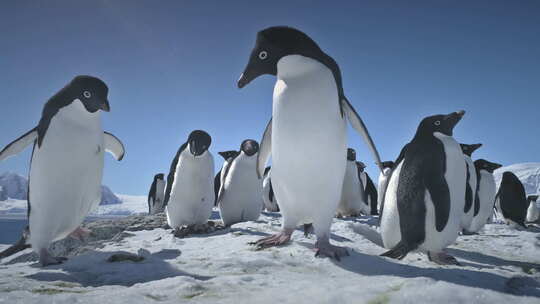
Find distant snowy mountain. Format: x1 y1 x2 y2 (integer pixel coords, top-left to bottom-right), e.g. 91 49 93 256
0 172 122 205
494 162 540 195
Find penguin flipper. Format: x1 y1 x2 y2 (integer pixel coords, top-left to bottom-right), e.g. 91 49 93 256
217 161 233 204
365 174 379 215
104 132 125 161
214 170 221 206
257 118 272 179
425 174 451 232
0 128 37 162
341 98 383 172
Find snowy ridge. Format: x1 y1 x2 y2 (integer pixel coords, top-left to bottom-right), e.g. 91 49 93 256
494 163 540 208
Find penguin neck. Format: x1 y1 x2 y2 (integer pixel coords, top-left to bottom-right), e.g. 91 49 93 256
56 100 101 129
277 55 330 80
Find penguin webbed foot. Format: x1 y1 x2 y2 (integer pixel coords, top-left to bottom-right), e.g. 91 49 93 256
39 249 67 267
381 241 413 260
314 239 349 262
461 229 477 236
250 229 293 250
427 251 461 266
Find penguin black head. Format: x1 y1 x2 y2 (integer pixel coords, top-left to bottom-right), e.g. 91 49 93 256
67 75 110 113
474 159 502 173
238 26 324 88
357 161 366 172
347 148 356 161
218 150 239 161
154 173 164 181
240 139 259 157
528 195 539 202
415 110 465 138
460 143 483 157
186 130 211 156
381 161 395 169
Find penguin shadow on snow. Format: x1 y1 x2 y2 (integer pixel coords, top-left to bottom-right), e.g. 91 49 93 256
328 249 540 297
25 249 213 287
446 247 540 271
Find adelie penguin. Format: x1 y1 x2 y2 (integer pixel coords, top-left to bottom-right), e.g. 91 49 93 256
0 76 125 266
164 130 214 229
336 148 368 217
238 26 383 260
218 139 263 226
214 150 240 206
262 166 280 212
459 143 482 233
466 159 502 233
494 171 528 228
357 161 378 215
526 195 539 223
377 161 394 215
380 111 466 265
148 173 166 215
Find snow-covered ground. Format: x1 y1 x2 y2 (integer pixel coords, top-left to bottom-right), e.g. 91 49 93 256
0 212 539 303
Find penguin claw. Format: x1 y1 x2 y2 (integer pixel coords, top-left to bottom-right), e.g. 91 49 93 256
314 241 349 261
381 241 412 260
250 231 292 250
427 251 461 266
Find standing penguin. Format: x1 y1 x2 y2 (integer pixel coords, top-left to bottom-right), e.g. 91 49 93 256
357 161 379 215
238 26 383 259
526 195 539 223
494 171 528 228
214 150 240 206
377 161 395 215
380 111 466 265
0 76 124 266
262 166 280 212
459 143 482 232
164 130 214 228
218 140 262 226
466 159 502 233
148 173 166 214
337 148 368 217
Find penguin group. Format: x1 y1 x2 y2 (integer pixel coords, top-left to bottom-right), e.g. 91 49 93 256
0 26 538 267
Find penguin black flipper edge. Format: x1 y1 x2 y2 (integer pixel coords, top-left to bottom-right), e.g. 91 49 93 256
257 118 272 179
104 132 125 161
0 128 38 162
425 173 451 232
341 98 383 172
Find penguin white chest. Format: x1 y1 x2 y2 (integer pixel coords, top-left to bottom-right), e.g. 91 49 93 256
337 161 366 216
271 55 347 225
422 133 466 251
29 100 104 248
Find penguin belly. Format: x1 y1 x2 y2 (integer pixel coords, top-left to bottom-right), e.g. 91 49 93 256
377 168 392 213
469 171 496 232
28 108 103 251
460 156 477 231
422 134 466 251
166 153 214 227
380 161 403 249
337 161 366 216
219 156 262 225
527 201 539 222
271 67 346 232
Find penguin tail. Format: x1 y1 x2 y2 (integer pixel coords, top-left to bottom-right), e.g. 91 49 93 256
380 241 415 260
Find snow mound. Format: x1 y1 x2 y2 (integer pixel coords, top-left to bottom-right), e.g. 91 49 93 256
494 163 540 195
0 171 122 205
0 213 539 303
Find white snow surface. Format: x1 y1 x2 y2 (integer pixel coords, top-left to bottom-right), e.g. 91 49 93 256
0 213 539 303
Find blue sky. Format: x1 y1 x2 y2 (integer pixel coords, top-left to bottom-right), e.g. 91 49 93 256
1 1 539 195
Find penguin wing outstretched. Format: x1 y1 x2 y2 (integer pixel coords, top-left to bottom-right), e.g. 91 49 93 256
104 132 125 161
256 118 272 179
341 98 383 173
0 128 38 162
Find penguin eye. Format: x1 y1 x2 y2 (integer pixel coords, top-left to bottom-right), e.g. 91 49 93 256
258 51 268 60
83 91 92 99
434 120 441 126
